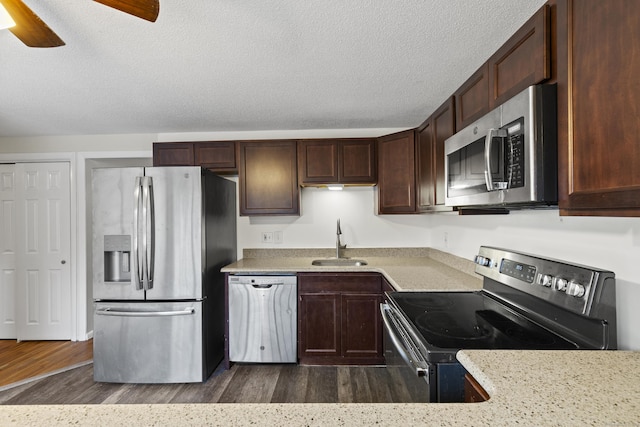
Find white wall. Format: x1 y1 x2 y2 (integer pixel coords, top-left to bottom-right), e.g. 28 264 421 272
2 131 638 350
237 186 430 251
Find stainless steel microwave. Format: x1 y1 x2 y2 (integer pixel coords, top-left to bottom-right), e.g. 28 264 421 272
444 84 557 208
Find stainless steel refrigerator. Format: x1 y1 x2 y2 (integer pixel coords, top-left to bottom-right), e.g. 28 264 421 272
91 166 236 383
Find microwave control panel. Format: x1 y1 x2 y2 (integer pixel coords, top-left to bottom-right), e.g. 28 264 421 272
505 117 525 188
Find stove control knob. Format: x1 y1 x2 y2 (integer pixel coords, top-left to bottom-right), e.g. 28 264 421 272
553 277 568 292
474 256 492 267
540 274 553 287
566 281 586 298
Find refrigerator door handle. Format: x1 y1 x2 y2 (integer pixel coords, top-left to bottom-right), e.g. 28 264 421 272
132 176 144 290
95 307 196 317
140 176 154 291
146 176 155 289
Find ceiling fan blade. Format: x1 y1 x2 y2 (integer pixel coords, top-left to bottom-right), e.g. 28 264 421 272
0 0 64 47
94 0 159 22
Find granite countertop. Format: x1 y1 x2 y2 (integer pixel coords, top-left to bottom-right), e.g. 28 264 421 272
3 350 639 426
221 247 483 291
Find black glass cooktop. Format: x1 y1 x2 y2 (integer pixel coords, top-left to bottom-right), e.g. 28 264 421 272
389 291 578 351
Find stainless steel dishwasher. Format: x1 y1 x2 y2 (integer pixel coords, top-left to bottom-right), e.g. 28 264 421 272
228 275 297 363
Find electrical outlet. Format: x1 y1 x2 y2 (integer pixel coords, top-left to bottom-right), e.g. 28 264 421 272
274 231 283 244
262 232 273 243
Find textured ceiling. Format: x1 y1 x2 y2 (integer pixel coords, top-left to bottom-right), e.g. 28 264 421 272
0 0 546 138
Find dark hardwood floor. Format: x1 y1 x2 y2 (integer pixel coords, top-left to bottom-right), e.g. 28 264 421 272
0 362 427 405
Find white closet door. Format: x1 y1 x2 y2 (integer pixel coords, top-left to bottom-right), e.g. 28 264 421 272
0 164 17 339
14 162 72 340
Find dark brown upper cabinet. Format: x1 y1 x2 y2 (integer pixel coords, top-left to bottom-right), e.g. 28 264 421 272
488 4 551 108
555 0 640 216
376 130 417 214
153 142 194 167
238 140 300 216
153 141 237 174
194 141 237 174
417 97 456 211
454 64 490 131
298 139 376 186
454 4 551 130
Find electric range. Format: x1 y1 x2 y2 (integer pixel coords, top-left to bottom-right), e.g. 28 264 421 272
381 246 616 402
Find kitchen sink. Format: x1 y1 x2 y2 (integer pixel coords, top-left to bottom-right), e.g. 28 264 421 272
311 258 368 266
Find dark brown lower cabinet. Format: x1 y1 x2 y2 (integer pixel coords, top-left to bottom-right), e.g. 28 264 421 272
298 273 383 365
464 373 490 403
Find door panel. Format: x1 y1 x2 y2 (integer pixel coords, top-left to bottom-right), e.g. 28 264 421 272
145 167 202 300
0 165 16 338
15 162 71 340
92 167 143 301
93 301 204 383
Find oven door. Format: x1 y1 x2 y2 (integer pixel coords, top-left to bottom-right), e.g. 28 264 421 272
381 302 468 403
380 302 433 402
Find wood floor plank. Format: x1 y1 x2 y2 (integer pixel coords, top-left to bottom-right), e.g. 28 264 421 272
304 366 338 403
337 366 354 403
365 367 395 403
217 364 281 403
348 367 373 403
270 364 310 403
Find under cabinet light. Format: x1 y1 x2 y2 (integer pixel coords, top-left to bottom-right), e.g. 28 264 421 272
0 4 15 30
327 184 344 191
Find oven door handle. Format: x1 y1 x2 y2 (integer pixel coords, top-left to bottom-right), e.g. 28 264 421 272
380 303 429 378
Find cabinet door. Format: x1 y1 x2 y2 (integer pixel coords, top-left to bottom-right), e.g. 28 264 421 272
194 141 237 173
488 4 550 108
417 97 455 211
298 293 341 359
339 139 376 184
377 130 417 214
417 120 435 209
238 140 300 216
558 0 640 216
464 373 490 403
152 143 194 166
298 140 339 184
432 97 456 206
454 64 489 130
341 293 383 361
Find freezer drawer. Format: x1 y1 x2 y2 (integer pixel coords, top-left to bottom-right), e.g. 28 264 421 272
228 276 297 363
94 301 204 383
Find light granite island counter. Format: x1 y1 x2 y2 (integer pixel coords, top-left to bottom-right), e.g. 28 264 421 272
2 350 639 426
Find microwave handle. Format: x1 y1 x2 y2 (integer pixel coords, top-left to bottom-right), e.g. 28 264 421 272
484 128 507 191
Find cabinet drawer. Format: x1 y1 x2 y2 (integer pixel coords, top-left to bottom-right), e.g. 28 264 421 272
298 273 382 293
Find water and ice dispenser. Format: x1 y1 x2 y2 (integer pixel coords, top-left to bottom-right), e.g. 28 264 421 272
104 235 131 282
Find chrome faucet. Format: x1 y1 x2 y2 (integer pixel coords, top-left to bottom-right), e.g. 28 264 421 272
336 219 347 258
